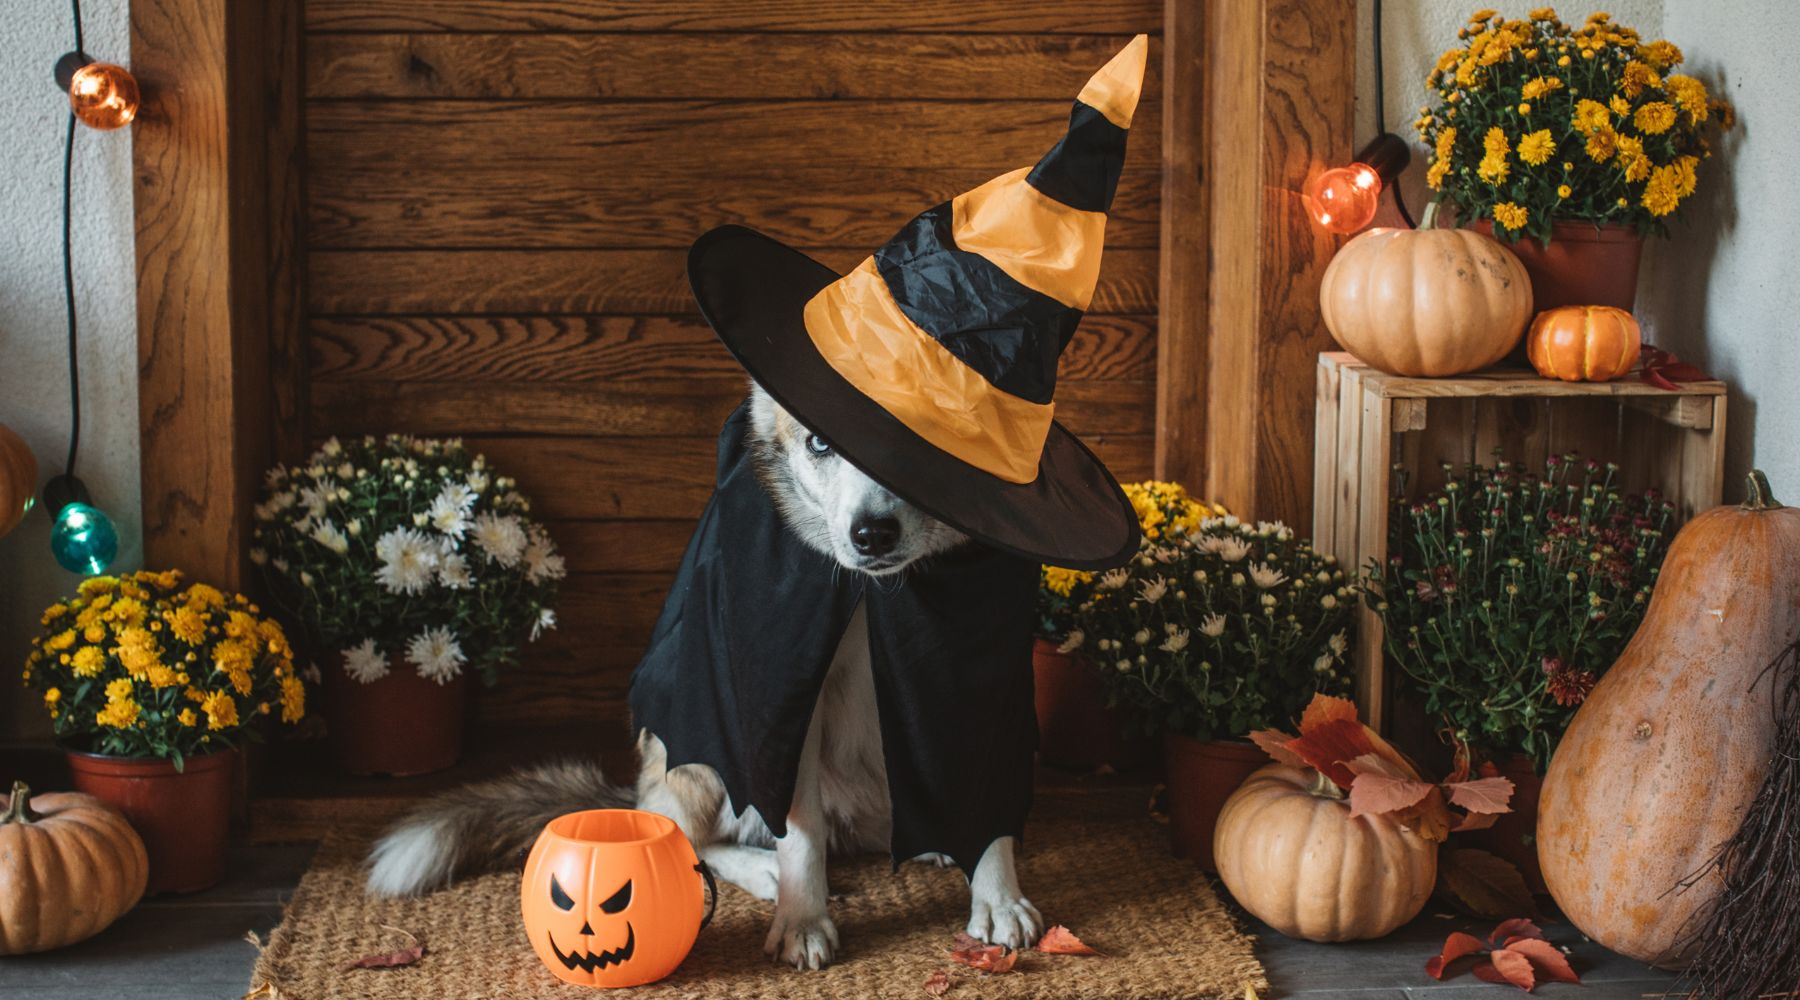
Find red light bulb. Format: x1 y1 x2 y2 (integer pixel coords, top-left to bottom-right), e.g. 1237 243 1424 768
1303 163 1383 234
69 62 139 130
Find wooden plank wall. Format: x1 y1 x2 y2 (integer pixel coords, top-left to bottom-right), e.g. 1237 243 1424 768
299 1 1165 725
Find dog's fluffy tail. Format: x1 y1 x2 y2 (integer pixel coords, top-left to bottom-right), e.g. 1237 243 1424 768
366 759 632 897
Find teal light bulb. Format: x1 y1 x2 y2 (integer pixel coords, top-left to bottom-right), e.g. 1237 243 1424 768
51 501 118 575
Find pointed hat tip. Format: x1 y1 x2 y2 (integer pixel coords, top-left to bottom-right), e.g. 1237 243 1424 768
1079 34 1149 129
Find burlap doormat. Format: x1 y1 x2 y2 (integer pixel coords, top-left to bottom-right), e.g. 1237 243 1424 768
249 789 1266 999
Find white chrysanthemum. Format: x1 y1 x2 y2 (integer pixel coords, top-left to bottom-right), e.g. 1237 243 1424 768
531 607 557 641
374 527 439 594
1133 628 1152 646
1328 630 1348 656
428 483 476 538
467 470 490 494
470 512 528 567
438 550 472 589
342 639 388 684
407 626 466 684
1137 576 1169 603
1199 613 1227 638
1217 537 1253 562
1095 568 1130 591
1313 652 1335 674
523 528 566 584
1248 562 1288 589
1056 629 1085 654
310 519 350 555
1159 629 1190 653
298 478 339 517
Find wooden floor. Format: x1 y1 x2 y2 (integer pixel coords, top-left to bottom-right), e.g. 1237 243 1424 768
0 840 1678 999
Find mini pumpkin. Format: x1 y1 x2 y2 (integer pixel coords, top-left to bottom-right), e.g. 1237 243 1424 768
0 780 148 954
522 809 710 988
1526 304 1641 382
1213 765 1437 942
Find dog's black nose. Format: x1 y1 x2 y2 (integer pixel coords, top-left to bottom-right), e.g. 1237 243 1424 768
851 517 901 557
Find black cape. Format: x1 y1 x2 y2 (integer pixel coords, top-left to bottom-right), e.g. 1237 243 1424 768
627 404 1038 877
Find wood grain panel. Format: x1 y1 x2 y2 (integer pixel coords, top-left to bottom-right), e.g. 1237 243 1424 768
305 166 1161 250
1154 0 1208 486
309 378 1155 437
305 99 1162 177
307 32 1162 100
552 519 696 574
305 0 1161 34
309 314 1155 382
480 432 1156 521
307 248 1158 315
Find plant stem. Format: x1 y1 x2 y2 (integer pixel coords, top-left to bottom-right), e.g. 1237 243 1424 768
1743 469 1784 511
2 780 38 824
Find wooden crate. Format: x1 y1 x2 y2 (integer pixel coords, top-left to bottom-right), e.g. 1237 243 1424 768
1310 352 1728 732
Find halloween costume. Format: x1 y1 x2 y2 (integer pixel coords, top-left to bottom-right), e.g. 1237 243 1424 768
630 36 1149 875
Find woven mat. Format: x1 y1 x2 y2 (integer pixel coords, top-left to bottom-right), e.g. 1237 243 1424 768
250 789 1265 999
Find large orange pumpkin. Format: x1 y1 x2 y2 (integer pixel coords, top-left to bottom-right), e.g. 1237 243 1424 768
0 423 35 540
1213 765 1437 942
1319 222 1533 377
522 809 710 987
1525 304 1641 382
0 780 148 954
1539 471 1800 968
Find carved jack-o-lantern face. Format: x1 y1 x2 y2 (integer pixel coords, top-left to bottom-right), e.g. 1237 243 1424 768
522 809 706 988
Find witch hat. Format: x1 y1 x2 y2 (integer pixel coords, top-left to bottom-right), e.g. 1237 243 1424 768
688 36 1149 569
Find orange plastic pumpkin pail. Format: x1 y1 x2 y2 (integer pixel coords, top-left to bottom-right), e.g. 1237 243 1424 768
521 809 715 988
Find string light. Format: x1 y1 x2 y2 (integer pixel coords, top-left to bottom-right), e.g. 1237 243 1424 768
67 61 138 130
1306 0 1413 235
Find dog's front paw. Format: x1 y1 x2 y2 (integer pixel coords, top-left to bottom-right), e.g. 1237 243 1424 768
967 894 1043 951
764 909 839 970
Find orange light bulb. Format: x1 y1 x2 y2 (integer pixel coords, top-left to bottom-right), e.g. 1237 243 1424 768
69 62 139 130
1303 163 1383 235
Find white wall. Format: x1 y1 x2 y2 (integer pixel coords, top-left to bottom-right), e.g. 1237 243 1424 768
1357 1 1795 502
0 0 140 741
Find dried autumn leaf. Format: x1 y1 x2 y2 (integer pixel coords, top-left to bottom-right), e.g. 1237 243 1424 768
1284 718 1374 789
1474 947 1536 991
1396 786 1454 842
1450 808 1502 833
952 931 984 951
1425 931 1485 979
923 969 953 996
1298 692 1360 733
1037 925 1101 956
344 943 425 971
1347 769 1436 819
1438 849 1539 920
1446 776 1515 815
1487 918 1545 946
1248 728 1305 767
949 943 1019 974
1504 937 1579 984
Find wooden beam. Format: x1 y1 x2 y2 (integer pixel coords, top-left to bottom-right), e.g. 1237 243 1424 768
1154 0 1208 487
134 0 300 586
1199 0 1355 526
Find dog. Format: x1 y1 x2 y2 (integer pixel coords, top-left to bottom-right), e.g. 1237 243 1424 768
366 383 1043 969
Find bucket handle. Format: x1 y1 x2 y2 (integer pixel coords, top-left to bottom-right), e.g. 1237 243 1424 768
696 861 719 931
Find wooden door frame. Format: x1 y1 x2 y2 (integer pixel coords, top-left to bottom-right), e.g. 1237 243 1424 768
133 0 1354 579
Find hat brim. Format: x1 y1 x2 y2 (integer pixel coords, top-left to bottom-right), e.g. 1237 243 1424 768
688 225 1140 570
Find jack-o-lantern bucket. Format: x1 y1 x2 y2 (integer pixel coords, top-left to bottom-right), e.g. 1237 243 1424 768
521 809 715 988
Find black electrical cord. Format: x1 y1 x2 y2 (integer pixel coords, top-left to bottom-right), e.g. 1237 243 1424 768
62 0 84 477
1371 0 1416 228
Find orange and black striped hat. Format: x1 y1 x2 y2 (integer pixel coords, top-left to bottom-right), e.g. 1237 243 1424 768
688 36 1147 569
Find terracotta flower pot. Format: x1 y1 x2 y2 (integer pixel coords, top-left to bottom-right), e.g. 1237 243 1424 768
65 747 236 894
1470 218 1645 314
322 659 470 777
1032 639 1152 773
1477 754 1546 894
1162 734 1268 872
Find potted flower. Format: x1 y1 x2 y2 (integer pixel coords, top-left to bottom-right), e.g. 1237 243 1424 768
254 435 563 776
22 570 306 893
1067 487 1355 869
1035 485 1228 773
1369 454 1677 887
1418 8 1734 312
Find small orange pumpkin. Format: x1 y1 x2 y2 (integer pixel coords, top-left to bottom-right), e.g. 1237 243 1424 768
0 423 36 540
1526 305 1641 382
1 780 148 954
522 809 710 988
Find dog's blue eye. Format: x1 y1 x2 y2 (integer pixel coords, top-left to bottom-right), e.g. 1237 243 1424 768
806 434 831 456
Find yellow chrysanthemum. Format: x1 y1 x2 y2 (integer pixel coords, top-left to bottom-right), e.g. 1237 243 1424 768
1492 202 1530 231
45 629 77 652
1529 6 1556 21
1642 164 1683 216
1674 155 1699 197
42 603 69 624
1572 99 1611 133
185 685 207 703
43 688 61 707
1435 126 1457 163
1614 135 1651 182
1041 565 1093 597
79 576 118 598
1640 39 1683 70
279 675 306 724
146 664 181 689
70 645 106 678
1634 101 1677 135
201 690 239 731
1585 126 1619 162
1665 75 1709 123
1621 60 1661 99
105 677 134 700
1518 130 1555 165
1520 76 1564 100
95 698 140 729
184 583 225 608
1557 184 1573 198
167 604 209 645
178 708 198 727
1427 158 1450 189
